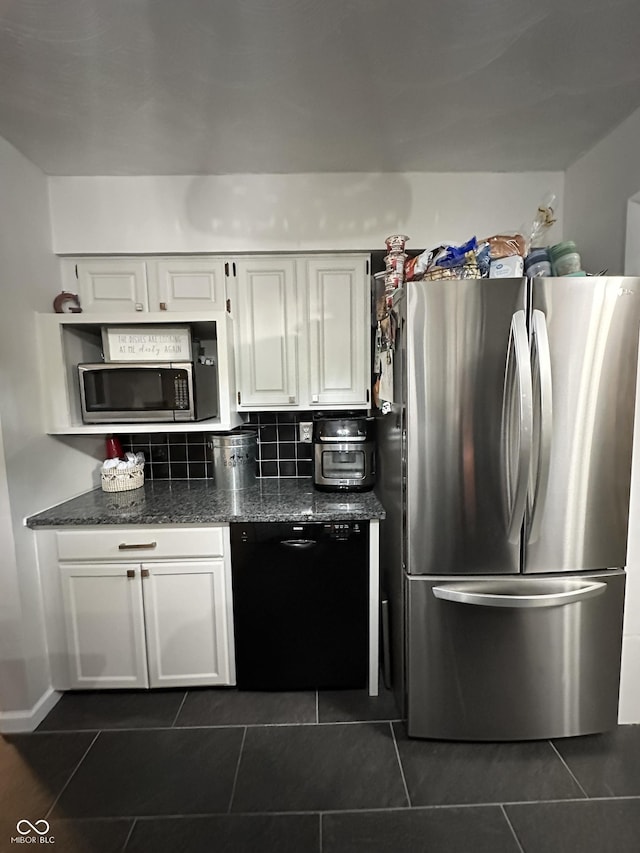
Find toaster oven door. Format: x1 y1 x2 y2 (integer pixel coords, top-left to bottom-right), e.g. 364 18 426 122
314 441 374 489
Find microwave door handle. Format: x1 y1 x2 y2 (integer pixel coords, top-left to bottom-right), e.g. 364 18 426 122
527 309 553 544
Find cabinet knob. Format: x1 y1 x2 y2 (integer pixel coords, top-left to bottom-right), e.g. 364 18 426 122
135 303 144 311
141 568 150 578
126 569 136 579
289 395 296 404
159 302 167 311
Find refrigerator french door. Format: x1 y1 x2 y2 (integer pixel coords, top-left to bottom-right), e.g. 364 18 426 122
401 276 640 740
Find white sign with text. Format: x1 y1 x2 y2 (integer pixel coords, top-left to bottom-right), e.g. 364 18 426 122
102 326 193 362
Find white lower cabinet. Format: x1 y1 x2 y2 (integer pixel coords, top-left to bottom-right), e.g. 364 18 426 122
55 526 235 690
60 562 149 689
142 559 231 688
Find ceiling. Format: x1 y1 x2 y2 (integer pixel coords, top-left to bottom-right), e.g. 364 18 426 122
1 0 640 176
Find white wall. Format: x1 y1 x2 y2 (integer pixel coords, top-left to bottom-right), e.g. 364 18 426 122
49 172 564 255
565 106 640 276
0 136 102 727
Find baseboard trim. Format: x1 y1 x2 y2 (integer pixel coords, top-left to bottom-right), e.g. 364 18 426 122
0 688 62 733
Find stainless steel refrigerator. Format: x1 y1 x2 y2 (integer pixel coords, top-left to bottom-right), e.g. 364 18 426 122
376 276 640 740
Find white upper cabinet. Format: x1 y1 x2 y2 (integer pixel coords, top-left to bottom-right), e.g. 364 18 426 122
73 259 149 313
234 257 300 408
234 253 370 411
306 255 369 408
148 258 229 313
54 251 371 417
62 257 230 314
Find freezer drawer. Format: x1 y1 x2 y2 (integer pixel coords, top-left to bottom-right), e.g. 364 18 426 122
406 571 625 741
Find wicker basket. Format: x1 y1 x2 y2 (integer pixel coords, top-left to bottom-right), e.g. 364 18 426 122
101 464 145 493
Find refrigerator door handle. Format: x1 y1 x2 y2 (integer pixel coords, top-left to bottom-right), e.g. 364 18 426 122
432 581 606 608
503 310 533 543
528 309 553 543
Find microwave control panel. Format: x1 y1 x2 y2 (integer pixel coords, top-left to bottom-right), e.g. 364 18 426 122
174 373 189 409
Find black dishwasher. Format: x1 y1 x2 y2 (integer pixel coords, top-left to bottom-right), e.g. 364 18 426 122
230 521 369 690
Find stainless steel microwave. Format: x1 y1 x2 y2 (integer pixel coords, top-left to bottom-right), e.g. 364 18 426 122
78 361 218 424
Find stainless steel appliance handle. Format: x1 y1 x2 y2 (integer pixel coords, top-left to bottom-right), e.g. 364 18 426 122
280 539 317 549
528 309 553 543
319 435 367 443
504 310 533 543
432 581 606 609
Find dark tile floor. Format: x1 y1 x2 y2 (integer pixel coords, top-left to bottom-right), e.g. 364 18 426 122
1 688 639 852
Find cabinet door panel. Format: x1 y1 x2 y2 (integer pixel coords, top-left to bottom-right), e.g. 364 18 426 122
60 563 148 689
149 259 227 312
75 260 148 313
307 257 368 406
142 560 232 687
235 258 299 407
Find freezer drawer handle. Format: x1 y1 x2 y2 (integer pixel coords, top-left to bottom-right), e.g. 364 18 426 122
280 539 317 549
432 581 606 609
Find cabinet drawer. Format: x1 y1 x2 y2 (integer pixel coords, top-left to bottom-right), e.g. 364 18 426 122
56 526 226 561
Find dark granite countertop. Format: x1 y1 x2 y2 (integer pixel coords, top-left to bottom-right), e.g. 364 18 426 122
26 479 386 528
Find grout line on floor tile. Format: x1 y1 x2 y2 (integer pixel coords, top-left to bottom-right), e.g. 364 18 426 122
32 719 403 734
548 740 590 798
315 691 319 724
389 721 412 808
499 804 526 853
227 726 248 814
51 798 640 825
121 818 137 853
132 810 323 820
170 691 189 727
45 731 101 820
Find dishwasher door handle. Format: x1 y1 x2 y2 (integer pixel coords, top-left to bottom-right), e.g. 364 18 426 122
280 539 317 549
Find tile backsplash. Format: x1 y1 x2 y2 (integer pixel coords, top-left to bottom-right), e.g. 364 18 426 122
119 411 319 481
246 411 313 479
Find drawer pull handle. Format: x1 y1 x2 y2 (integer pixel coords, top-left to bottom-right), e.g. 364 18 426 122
118 542 157 551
